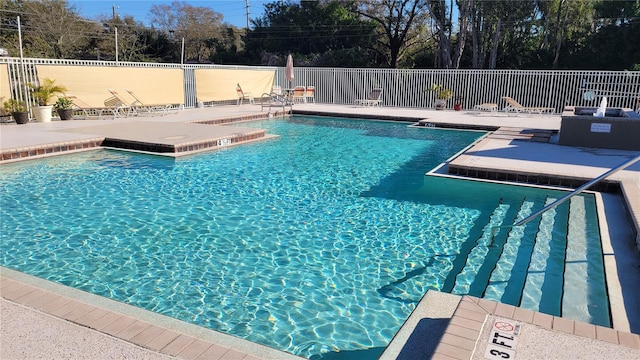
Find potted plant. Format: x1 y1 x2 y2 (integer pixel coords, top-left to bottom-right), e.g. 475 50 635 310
454 96 463 111
3 98 29 124
28 78 67 122
427 83 452 110
54 96 74 120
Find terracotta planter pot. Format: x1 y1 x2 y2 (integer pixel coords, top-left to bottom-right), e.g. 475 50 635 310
57 108 74 120
12 112 29 124
454 103 462 111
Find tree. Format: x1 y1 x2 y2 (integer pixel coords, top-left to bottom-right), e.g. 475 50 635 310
96 15 150 62
536 0 594 69
424 0 453 69
465 0 540 69
345 0 430 68
149 1 229 63
245 1 376 67
1 0 94 59
136 28 181 63
208 27 245 64
569 0 640 70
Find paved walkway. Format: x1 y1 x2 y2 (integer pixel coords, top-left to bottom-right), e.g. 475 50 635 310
1 104 639 359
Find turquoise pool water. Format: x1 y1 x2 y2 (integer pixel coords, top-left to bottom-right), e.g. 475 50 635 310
0 116 607 359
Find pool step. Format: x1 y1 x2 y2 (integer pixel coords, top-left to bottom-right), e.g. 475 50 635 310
467 195 611 327
451 201 514 295
440 199 504 294
470 199 536 298
561 196 610 326
519 197 566 316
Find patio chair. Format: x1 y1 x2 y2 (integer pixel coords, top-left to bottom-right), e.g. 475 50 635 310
271 85 283 96
355 88 383 106
126 89 182 116
305 86 315 103
502 96 554 115
236 84 255 105
292 86 307 103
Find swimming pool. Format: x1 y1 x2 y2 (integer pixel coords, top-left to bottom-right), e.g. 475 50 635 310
0 116 609 359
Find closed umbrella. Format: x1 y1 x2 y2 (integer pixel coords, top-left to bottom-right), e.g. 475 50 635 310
285 54 294 89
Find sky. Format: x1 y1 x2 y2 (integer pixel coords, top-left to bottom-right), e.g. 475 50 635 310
67 0 277 28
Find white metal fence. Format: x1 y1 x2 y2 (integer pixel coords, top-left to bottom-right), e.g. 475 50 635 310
2 57 639 113
288 67 640 112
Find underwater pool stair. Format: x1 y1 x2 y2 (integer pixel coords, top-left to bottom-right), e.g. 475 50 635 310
440 194 610 327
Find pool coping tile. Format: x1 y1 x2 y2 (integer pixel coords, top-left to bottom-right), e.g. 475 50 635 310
618 331 640 350
176 338 214 359
195 343 231 359
144 329 182 352
117 320 153 341
0 269 304 360
75 307 112 328
431 295 640 360
129 324 167 347
161 334 197 356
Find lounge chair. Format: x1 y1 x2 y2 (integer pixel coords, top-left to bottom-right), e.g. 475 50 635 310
126 89 182 116
292 86 306 103
236 84 255 105
66 95 109 119
473 103 498 112
305 86 315 103
355 88 383 106
105 89 137 117
502 96 554 114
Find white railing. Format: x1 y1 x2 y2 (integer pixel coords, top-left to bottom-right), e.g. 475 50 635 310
283 67 640 112
2 57 639 112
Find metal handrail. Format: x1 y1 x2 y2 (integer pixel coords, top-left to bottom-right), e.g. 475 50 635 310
513 154 640 227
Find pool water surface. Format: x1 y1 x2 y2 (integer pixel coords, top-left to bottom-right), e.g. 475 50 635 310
0 116 607 359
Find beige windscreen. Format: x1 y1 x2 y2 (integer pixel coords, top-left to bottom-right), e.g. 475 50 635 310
36 65 185 107
0 64 10 102
195 68 275 102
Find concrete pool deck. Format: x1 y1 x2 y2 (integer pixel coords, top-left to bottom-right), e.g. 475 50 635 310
1 104 639 359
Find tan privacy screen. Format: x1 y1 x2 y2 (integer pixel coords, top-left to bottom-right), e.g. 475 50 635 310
0 64 10 101
195 68 275 102
36 65 184 107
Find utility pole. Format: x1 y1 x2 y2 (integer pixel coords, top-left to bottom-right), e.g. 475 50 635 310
245 0 250 29
115 27 118 64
